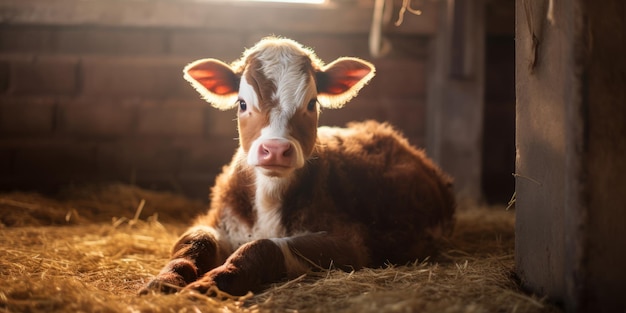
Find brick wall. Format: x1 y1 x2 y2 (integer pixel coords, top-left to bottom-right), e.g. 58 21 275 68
0 2 432 199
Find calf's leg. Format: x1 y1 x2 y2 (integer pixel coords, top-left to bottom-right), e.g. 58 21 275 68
139 226 227 294
185 239 287 296
185 232 368 296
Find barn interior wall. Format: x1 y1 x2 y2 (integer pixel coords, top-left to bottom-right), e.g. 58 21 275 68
426 0 487 203
0 1 433 199
0 0 517 204
583 0 626 310
481 0 515 204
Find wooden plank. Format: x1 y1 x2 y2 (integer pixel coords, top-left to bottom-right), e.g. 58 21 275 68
0 0 438 35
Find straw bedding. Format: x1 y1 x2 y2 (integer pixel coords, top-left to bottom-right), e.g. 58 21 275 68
0 184 562 313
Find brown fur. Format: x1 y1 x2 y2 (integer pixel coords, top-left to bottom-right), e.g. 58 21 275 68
186 239 287 296
238 105 270 154
141 121 455 296
142 37 455 297
279 121 455 266
289 105 319 158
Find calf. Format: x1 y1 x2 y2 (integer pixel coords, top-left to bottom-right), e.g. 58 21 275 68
141 37 455 297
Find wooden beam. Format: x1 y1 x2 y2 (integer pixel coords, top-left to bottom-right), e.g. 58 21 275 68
0 0 438 35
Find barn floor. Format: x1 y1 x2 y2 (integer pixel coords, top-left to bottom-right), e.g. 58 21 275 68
0 184 562 313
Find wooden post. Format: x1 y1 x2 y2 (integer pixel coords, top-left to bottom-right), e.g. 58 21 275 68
426 0 485 203
515 0 626 311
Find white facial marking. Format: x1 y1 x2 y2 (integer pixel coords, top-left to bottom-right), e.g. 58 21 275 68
227 40 324 252
238 75 260 111
241 59 317 174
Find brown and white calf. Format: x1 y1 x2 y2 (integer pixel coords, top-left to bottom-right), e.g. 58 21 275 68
141 37 455 296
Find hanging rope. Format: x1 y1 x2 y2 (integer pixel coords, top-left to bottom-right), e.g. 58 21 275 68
395 0 423 27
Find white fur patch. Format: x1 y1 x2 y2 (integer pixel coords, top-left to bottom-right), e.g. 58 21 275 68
254 42 315 117
252 175 289 238
221 175 291 250
270 237 310 277
219 208 252 251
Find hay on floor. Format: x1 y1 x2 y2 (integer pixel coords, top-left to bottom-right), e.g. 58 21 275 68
0 184 562 313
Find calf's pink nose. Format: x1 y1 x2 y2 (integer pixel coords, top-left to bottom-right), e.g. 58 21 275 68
258 139 293 167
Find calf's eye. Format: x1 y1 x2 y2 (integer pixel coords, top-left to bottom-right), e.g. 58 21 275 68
307 99 317 112
238 99 247 112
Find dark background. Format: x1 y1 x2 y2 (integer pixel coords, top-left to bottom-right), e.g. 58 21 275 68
0 0 514 203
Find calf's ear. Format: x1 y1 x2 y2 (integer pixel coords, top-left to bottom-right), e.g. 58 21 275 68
184 59 240 110
316 57 375 109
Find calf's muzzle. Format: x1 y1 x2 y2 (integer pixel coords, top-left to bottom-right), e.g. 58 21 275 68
257 139 294 168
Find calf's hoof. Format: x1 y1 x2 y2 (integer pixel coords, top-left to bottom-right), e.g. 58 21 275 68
139 272 187 295
184 265 252 297
139 258 199 295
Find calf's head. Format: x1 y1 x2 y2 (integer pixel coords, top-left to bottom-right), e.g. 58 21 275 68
183 37 374 178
